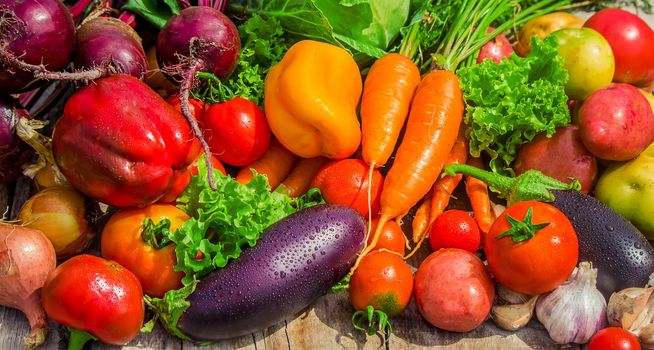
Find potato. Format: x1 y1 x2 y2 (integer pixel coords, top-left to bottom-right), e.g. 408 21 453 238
579 83 654 161
515 12 584 56
514 125 598 193
414 248 494 333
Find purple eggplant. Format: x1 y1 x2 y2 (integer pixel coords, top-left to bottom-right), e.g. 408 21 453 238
1 95 32 185
178 204 365 341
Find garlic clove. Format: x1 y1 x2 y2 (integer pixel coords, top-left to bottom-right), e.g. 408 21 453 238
497 284 531 305
491 296 538 331
608 287 654 329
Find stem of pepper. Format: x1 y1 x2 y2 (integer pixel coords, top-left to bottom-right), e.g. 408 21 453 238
66 328 97 350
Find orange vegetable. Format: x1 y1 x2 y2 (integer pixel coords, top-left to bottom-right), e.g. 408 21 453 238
236 138 297 189
358 70 464 268
411 197 431 245
275 157 329 197
466 157 494 236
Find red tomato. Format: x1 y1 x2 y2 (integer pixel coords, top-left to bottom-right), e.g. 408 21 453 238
485 201 578 296
584 9 654 86
203 97 271 166
311 159 383 217
429 210 481 253
349 250 413 317
41 254 144 346
166 94 205 122
367 219 406 255
588 327 641 350
101 204 189 297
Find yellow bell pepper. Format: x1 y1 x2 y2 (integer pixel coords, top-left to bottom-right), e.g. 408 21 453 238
264 40 362 159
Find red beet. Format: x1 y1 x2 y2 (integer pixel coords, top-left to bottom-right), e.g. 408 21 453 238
73 17 147 80
156 6 241 189
0 0 75 93
0 95 32 185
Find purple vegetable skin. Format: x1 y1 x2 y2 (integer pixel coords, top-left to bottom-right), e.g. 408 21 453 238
74 17 147 80
0 0 75 93
179 204 366 341
0 95 32 185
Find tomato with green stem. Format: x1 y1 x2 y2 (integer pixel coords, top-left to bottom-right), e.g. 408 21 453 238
41 254 144 349
485 201 578 296
101 204 190 298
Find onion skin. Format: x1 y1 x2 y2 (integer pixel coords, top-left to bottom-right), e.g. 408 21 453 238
0 95 32 185
0 0 75 93
74 17 147 80
0 223 56 349
18 186 94 259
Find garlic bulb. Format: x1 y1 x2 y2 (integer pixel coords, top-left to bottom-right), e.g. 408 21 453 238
536 262 607 344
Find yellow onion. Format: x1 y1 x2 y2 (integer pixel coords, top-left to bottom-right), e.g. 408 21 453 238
18 186 94 258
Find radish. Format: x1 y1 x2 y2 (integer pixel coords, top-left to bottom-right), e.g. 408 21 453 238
156 6 241 190
477 27 514 64
0 0 75 93
0 223 56 349
0 95 32 185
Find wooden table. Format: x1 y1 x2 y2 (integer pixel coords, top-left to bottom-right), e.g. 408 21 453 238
3 6 653 350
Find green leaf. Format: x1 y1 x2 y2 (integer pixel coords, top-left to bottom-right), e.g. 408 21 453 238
458 36 570 175
121 0 178 29
143 281 197 340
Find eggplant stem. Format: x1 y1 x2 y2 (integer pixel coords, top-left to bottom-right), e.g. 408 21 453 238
180 59 217 191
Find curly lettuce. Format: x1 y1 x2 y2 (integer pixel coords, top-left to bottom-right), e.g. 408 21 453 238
458 36 570 175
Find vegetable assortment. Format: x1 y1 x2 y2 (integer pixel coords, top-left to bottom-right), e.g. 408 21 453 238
1 0 654 348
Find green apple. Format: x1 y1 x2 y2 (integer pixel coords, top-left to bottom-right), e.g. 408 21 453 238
549 28 615 100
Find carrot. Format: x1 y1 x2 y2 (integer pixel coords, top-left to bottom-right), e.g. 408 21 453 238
465 157 494 238
411 195 431 244
274 157 329 197
360 53 420 240
236 138 297 189
353 70 464 270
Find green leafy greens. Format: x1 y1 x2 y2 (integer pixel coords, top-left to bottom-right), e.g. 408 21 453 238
196 14 290 105
142 158 323 338
458 36 570 175
228 0 409 64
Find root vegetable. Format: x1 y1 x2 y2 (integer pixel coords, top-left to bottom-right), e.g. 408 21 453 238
491 296 537 331
0 0 75 93
0 223 56 349
156 6 241 190
0 95 32 185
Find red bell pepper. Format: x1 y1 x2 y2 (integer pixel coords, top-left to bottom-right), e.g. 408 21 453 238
52 74 200 207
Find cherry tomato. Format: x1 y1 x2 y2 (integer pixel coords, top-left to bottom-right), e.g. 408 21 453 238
42 254 144 346
101 204 189 297
585 9 654 86
349 250 413 317
588 327 641 350
166 94 205 122
429 210 480 253
485 201 578 295
367 219 406 255
203 97 271 166
311 159 383 217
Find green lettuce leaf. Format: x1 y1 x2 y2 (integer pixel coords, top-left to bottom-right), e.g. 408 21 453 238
458 36 570 175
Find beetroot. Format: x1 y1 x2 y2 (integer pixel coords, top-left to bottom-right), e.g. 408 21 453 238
73 17 147 80
0 0 75 93
0 95 32 185
156 6 241 189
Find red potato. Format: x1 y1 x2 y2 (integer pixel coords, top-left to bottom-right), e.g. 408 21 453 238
477 28 513 64
578 83 654 161
514 125 598 193
414 248 494 332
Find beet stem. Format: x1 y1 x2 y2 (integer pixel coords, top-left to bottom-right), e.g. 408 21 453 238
0 47 112 82
118 11 137 29
180 60 217 191
69 0 94 20
180 0 192 9
198 0 212 7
